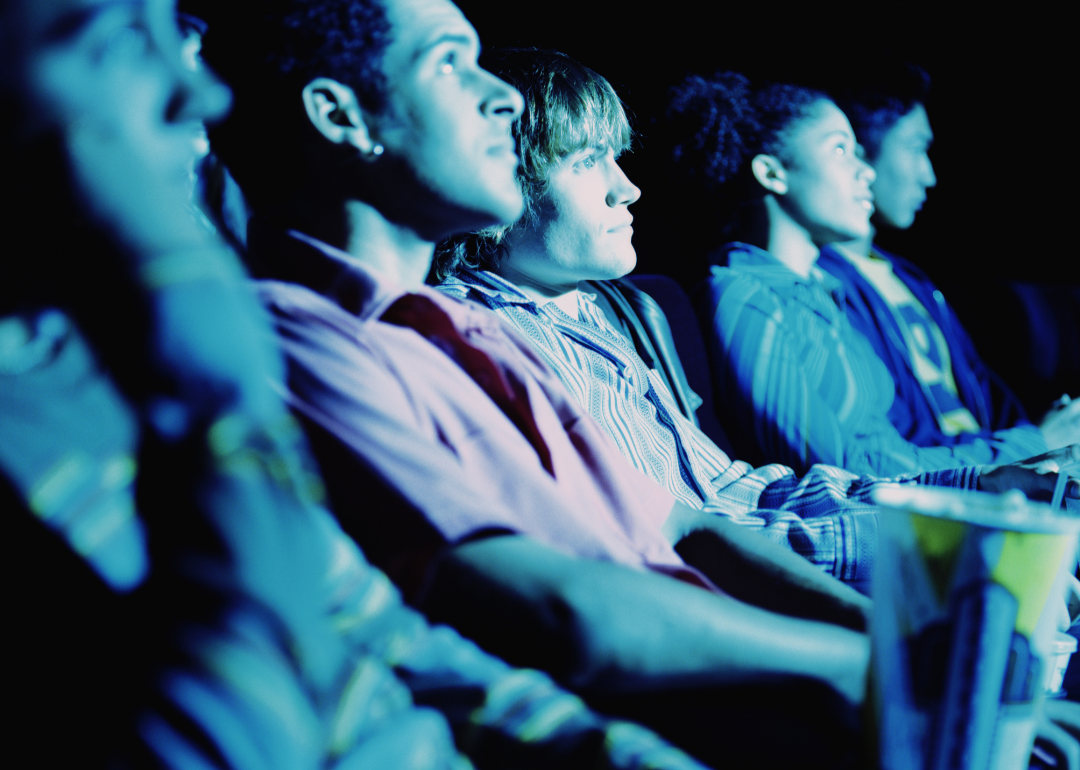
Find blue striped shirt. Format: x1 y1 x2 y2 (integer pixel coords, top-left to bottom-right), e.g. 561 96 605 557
699 244 1046 477
438 270 980 585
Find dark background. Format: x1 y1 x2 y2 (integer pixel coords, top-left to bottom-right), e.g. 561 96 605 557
458 1 1079 409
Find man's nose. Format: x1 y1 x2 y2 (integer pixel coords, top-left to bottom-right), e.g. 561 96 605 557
480 69 524 122
607 163 641 207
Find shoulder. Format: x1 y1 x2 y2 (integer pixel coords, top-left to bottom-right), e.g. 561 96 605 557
702 263 788 321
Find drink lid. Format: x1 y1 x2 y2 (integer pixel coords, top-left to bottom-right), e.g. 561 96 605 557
872 485 1080 534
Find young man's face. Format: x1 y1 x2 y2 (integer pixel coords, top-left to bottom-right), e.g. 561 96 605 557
503 146 641 293
869 103 936 230
9 0 231 255
373 0 524 239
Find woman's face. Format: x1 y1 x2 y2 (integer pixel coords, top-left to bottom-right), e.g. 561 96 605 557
774 100 876 246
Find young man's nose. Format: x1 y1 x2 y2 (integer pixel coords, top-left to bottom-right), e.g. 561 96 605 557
606 164 641 207
480 69 524 122
857 157 877 186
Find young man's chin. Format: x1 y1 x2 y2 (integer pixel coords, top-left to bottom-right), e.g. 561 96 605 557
473 194 525 232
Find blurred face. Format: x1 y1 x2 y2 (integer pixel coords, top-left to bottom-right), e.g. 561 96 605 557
9 0 231 254
776 100 877 246
373 0 524 238
869 103 936 229
502 146 641 294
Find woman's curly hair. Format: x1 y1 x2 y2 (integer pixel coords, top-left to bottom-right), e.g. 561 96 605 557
663 72 826 246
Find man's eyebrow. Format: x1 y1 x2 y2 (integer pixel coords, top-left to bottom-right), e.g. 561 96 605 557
44 0 143 43
413 30 477 62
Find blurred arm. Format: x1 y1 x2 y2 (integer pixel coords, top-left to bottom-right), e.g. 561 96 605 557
422 534 869 705
663 501 871 632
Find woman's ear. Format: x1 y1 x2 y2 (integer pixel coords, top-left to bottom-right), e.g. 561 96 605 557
301 77 383 158
750 154 788 195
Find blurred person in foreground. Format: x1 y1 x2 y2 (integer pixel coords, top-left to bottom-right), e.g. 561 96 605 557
0 1 717 768
819 63 1078 467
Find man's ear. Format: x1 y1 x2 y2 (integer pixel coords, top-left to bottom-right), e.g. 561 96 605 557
750 154 788 195
301 77 381 155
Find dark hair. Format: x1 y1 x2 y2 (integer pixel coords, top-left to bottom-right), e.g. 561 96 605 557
832 62 930 162
433 48 632 281
663 71 827 246
189 0 392 209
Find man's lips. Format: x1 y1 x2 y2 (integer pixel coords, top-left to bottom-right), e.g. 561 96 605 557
609 216 634 232
487 141 517 159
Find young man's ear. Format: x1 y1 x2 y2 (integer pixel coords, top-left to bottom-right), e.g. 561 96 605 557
301 77 383 157
750 154 788 195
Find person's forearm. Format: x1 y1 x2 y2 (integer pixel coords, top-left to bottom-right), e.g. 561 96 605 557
976 444 1080 501
420 535 868 704
663 502 871 631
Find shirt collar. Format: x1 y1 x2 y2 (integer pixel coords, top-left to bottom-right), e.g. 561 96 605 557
247 218 405 321
446 269 609 323
440 268 537 307
717 242 845 303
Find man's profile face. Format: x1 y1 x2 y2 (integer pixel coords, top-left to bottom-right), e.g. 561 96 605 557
869 103 936 230
372 0 525 238
504 145 640 292
9 0 230 253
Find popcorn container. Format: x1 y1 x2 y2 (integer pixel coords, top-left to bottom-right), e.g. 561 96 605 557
870 485 1080 770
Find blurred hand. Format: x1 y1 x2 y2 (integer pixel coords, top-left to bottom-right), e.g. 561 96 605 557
1042 397 1080 452
1037 700 1080 770
977 445 1080 502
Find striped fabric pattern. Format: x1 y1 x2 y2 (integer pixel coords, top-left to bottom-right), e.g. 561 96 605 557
438 270 980 585
700 244 1047 478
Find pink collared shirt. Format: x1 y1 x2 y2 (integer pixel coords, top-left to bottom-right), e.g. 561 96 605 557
249 226 685 577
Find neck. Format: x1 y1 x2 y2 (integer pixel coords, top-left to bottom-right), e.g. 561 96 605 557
763 195 820 278
834 227 875 260
266 189 435 288
342 201 435 287
495 258 580 319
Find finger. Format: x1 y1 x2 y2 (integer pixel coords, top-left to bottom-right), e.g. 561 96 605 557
1034 715 1079 770
1045 699 1080 739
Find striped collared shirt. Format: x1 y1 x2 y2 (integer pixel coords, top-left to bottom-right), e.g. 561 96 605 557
439 269 980 585
701 243 1046 477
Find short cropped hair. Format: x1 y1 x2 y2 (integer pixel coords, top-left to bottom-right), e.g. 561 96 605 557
832 62 931 162
188 0 392 209
663 71 827 245
433 48 632 280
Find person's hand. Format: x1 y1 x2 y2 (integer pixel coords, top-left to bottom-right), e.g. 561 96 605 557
1036 700 1080 770
977 445 1080 502
1053 573 1080 634
1041 396 1080 452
